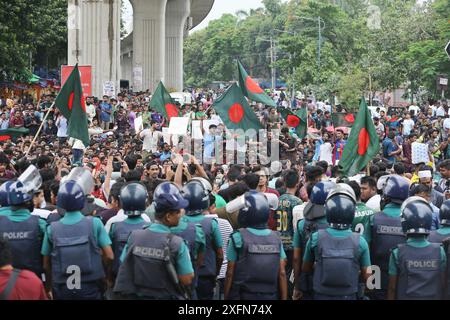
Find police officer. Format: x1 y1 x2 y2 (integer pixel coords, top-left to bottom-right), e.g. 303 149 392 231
109 183 150 282
369 175 409 300
181 180 223 300
113 182 194 300
0 181 13 215
41 168 113 300
301 184 371 300
0 166 46 279
224 191 288 300
428 199 450 299
388 197 446 300
293 181 334 300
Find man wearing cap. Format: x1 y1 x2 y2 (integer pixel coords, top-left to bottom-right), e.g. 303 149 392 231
418 167 444 208
113 182 194 300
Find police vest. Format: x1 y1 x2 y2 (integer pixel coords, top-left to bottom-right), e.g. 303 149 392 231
111 220 148 275
198 217 217 278
50 217 105 284
313 230 360 296
297 218 328 293
371 212 406 289
113 229 184 300
396 243 443 300
428 230 450 298
0 215 42 277
228 229 281 300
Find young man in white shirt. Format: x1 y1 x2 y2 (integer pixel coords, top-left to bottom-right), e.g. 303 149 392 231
402 113 415 137
139 120 163 159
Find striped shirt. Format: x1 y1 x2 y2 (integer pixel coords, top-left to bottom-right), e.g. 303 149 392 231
208 214 234 279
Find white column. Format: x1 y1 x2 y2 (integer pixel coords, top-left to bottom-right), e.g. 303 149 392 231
68 0 121 97
165 0 190 91
130 0 167 92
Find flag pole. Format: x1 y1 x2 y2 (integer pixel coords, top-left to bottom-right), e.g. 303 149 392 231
24 101 56 157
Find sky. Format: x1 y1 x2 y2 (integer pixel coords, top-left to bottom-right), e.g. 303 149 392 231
122 0 267 34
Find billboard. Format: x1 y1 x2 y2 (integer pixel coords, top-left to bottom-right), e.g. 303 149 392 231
61 65 92 99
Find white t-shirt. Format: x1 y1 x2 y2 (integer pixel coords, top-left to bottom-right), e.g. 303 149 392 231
443 118 450 132
319 142 333 165
140 129 163 153
402 119 415 136
365 194 381 212
436 106 446 117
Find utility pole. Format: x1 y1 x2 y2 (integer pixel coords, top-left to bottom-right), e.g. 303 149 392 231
270 36 276 92
317 16 321 80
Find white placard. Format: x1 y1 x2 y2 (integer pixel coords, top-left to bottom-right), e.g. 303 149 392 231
168 117 190 136
134 116 143 133
103 81 116 97
192 121 203 139
412 142 429 164
439 78 448 86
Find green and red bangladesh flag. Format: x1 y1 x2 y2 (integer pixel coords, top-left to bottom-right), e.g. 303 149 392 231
331 112 355 127
212 83 263 131
54 64 90 146
278 107 308 139
237 61 276 107
149 81 180 120
339 98 380 177
0 128 29 142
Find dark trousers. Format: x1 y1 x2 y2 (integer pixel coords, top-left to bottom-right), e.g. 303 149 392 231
53 281 103 300
197 276 216 300
314 293 357 300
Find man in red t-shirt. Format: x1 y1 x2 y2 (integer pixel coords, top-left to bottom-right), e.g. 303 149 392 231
0 240 47 300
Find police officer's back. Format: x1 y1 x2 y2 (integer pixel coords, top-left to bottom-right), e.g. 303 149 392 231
428 199 450 299
370 175 409 298
109 183 149 280
0 167 46 279
113 182 194 300
181 179 223 300
224 191 288 300
388 197 446 300
41 168 114 300
301 184 371 300
293 181 334 300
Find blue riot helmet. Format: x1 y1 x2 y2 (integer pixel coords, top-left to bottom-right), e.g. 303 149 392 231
382 175 410 205
190 177 213 195
120 183 148 216
8 165 42 206
310 181 337 205
0 181 14 206
57 167 94 211
181 180 210 215
401 196 433 235
237 191 270 229
153 182 189 213
439 200 450 226
325 183 356 230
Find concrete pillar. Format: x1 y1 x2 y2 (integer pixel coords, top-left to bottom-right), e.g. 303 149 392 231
68 0 121 97
130 0 167 92
165 0 190 91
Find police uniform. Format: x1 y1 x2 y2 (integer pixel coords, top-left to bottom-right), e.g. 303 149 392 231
41 211 111 299
183 214 222 299
0 208 47 278
116 223 194 299
171 219 206 299
110 216 148 276
304 227 371 300
227 227 286 300
389 196 447 300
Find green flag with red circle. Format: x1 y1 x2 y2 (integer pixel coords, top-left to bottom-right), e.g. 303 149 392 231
149 81 180 121
212 83 263 131
237 60 276 107
54 64 90 146
278 107 307 139
338 98 380 177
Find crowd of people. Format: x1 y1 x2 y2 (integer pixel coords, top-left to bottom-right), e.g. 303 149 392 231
0 88 450 300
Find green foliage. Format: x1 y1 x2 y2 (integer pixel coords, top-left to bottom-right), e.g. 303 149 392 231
0 0 67 82
184 0 450 102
